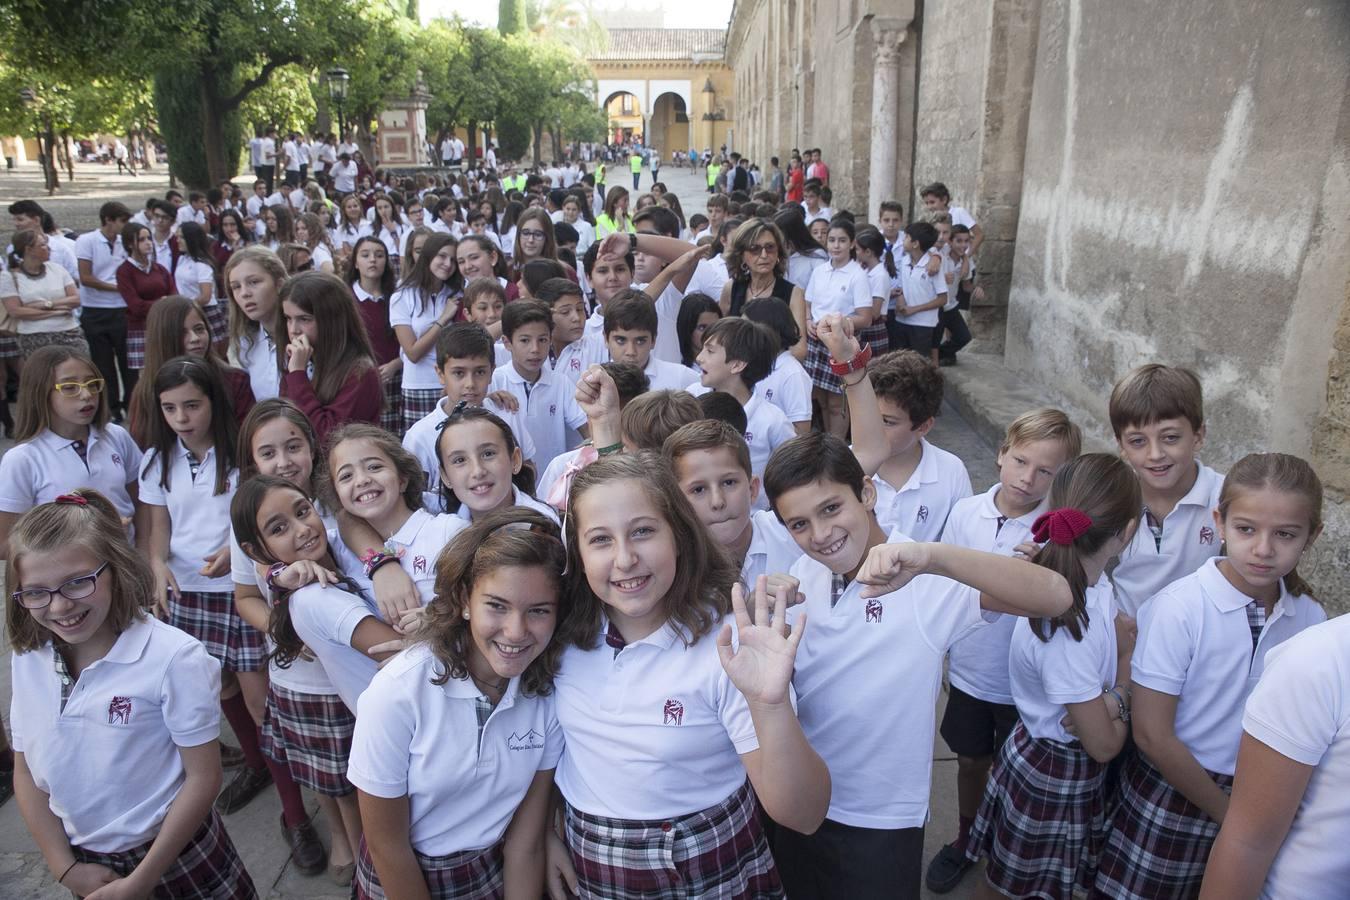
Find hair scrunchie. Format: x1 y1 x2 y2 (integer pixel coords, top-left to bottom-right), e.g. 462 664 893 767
54 494 88 506
1032 508 1093 545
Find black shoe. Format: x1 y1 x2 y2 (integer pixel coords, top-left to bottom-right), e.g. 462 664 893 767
219 742 246 769
925 842 974 894
938 354 958 367
214 765 272 815
0 767 12 808
280 812 328 876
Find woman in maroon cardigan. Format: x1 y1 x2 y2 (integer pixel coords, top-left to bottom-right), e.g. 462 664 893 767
115 222 175 373
277 271 382 445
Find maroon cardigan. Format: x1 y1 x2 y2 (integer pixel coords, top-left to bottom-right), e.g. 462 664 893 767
116 260 175 329
281 365 382 446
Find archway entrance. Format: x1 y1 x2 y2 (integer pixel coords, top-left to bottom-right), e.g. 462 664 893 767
604 91 643 143
648 92 690 154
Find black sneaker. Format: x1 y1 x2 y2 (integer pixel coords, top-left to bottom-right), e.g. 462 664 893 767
0 766 12 808
938 354 958 367
925 842 974 894
280 812 328 876
214 765 272 815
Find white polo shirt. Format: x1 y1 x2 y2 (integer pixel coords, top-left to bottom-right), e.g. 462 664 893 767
739 510 803 590
1242 615 1350 898
173 257 217 307
0 425 141 522
389 285 454 391
871 439 973 542
743 395 794 479
403 396 538 493
137 444 236 592
534 445 588 513
288 581 382 712
896 250 946 328
642 355 698 392
235 329 280 401
755 351 812 425
73 230 127 309
9 617 220 852
554 616 759 820
453 486 558 525
1112 462 1225 617
490 362 587 475
1009 575 1117 744
1132 559 1325 774
385 509 469 605
804 259 870 321
685 256 730 301
943 485 1045 705
786 250 827 291
630 281 685 365
787 544 986 828
548 334 607 386
348 643 563 855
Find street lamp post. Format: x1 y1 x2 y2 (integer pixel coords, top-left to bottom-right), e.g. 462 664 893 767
327 67 350 148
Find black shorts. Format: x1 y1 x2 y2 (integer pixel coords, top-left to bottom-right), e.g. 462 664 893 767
894 321 935 356
775 818 924 900
940 684 1020 758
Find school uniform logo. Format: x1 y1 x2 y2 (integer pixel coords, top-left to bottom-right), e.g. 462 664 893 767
917 506 929 524
507 729 545 751
549 404 558 416
111 453 122 465
865 599 884 623
107 696 133 724
764 388 774 400
745 430 754 444
570 358 581 371
413 555 427 575
1199 526 1215 545
662 699 684 726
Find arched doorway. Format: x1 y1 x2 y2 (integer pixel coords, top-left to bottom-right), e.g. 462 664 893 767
603 91 643 144
648 92 690 154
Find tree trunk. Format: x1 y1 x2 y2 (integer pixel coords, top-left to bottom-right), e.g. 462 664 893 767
199 77 231 187
552 117 563 161
466 119 478 164
59 131 74 180
532 121 542 166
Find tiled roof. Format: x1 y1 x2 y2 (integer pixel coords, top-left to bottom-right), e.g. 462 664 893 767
591 28 726 61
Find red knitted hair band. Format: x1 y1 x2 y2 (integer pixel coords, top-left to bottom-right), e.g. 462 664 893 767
1031 508 1093 546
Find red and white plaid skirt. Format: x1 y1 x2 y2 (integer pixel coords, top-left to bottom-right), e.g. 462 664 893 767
170 590 267 672
127 327 147 369
353 835 503 899
402 388 442 435
803 334 843 394
73 809 257 899
857 321 890 358
0 335 20 359
204 302 229 345
260 682 356 797
564 779 783 899
381 375 403 435
966 720 1109 899
1092 751 1233 899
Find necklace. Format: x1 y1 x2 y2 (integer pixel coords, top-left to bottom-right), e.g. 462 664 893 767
470 671 508 697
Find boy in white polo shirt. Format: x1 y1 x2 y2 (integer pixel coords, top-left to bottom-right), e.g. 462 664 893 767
74 202 133 418
1107 364 1224 617
489 300 588 475
602 291 698 392
536 277 605 386
763 427 1074 900
893 221 948 363
820 318 971 542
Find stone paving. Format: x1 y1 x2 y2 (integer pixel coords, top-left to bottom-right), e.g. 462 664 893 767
0 161 989 899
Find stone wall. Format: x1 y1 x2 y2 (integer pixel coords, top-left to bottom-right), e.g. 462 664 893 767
1004 0 1350 609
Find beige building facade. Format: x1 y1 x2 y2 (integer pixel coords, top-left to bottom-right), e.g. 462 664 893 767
727 0 1350 608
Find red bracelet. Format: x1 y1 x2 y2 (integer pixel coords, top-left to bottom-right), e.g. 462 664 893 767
828 343 872 377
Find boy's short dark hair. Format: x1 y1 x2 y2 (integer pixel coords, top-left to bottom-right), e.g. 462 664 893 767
603 291 658 337
879 200 904 218
463 278 507 308
633 206 680 238
553 222 580 246
706 194 730 212
951 224 971 236
904 221 938 254
8 200 44 218
521 259 566 296
701 317 776 391
868 350 944 428
764 431 867 512
582 240 634 278
742 298 797 351
535 277 584 307
99 201 132 224
466 211 487 226
1108 364 1205 438
436 322 495 368
501 299 552 339
600 361 650 407
696 391 748 435
664 419 752 475
919 182 951 202
689 213 709 230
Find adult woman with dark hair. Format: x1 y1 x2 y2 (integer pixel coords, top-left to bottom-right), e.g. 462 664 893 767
719 219 805 329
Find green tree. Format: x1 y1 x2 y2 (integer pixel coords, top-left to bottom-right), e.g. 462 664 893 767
498 0 528 35
422 23 508 163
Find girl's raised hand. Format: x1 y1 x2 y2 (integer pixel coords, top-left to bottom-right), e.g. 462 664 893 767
597 232 630 261
199 545 230 578
717 576 805 708
855 541 934 598
286 334 313 374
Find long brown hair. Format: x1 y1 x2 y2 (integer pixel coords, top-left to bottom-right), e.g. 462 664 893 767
419 507 567 696
14 346 109 443
512 207 558 265
223 245 286 361
1029 453 1141 642
7 489 152 653
560 452 736 649
237 397 320 485
277 272 378 405
130 295 229 445
1217 453 1323 598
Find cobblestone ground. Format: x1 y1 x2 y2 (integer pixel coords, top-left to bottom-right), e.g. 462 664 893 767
0 160 989 899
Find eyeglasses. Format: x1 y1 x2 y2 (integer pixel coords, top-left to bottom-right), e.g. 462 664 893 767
519 229 548 240
747 242 778 256
12 562 108 610
53 378 106 398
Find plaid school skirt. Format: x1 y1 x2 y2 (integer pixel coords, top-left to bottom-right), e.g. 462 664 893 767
381 376 403 434
0 335 19 359
127 327 147 369
204 302 229 345
170 590 267 672
354 835 503 900
1091 752 1233 899
858 321 890 358
966 720 1109 900
260 682 356 796
73 809 257 899
564 779 783 899
402 388 442 435
804 334 843 394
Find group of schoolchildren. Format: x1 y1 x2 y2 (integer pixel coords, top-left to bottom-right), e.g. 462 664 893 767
0 158 1342 900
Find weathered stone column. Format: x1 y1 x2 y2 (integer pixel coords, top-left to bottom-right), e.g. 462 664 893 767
867 20 907 223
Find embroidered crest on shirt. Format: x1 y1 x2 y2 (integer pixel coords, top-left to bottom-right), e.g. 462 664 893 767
765 388 774 400
412 555 427 575
1199 525 1215 545
549 403 557 416
107 696 133 724
570 358 581 371
507 729 546 751
865 599 884 623
917 505 929 523
662 698 684 725
111 453 122 465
